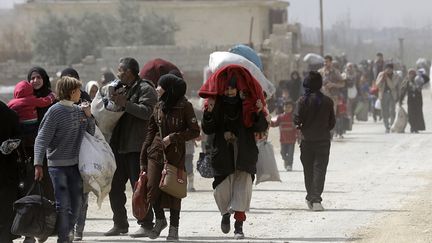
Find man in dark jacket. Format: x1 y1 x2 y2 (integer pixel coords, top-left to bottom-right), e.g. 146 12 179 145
105 57 157 236
294 71 335 211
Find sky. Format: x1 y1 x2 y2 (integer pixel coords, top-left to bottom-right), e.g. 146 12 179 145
287 0 432 29
1 0 432 29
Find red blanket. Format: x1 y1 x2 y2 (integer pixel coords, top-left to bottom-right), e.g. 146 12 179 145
199 64 266 127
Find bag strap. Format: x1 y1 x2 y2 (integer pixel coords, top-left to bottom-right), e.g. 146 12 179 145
156 107 185 182
26 180 44 202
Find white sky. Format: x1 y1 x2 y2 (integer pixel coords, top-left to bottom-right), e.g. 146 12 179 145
287 0 432 29
2 0 432 29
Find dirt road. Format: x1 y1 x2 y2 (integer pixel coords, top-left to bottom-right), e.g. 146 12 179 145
15 91 432 243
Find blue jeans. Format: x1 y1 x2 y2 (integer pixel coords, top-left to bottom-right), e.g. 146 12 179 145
75 192 89 234
48 165 83 242
281 143 295 167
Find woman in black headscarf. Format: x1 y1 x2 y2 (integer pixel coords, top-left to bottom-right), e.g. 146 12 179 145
140 74 200 241
24 67 56 243
0 101 21 243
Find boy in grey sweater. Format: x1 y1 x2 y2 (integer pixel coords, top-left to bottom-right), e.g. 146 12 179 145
34 76 95 243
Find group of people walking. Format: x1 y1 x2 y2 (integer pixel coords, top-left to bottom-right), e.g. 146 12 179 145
1 46 429 243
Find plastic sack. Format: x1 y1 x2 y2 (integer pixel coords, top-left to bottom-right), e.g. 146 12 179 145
91 85 124 142
303 53 324 65
355 101 368 121
255 140 281 185
374 99 382 110
79 126 116 208
209 51 276 98
391 106 407 133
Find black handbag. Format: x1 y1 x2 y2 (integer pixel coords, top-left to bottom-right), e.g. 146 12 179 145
11 181 57 239
196 152 214 178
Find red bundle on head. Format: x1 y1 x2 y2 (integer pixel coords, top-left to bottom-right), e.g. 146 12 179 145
199 64 267 127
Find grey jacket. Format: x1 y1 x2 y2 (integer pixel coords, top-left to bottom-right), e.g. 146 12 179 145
110 79 157 154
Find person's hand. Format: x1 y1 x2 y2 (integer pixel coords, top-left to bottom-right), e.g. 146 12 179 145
162 135 171 147
112 93 128 107
256 99 263 113
80 102 92 117
207 98 215 112
34 165 43 181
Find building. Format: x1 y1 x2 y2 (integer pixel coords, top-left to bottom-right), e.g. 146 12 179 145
15 0 289 48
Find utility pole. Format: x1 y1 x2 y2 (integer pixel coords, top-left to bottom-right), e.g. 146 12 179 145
398 38 404 65
320 0 324 56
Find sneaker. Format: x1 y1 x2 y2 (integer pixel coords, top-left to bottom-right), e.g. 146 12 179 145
73 231 83 241
285 165 292 171
233 221 244 240
221 213 231 234
129 226 153 238
149 219 168 239
166 225 179 241
305 200 313 210
104 226 128 236
312 202 325 211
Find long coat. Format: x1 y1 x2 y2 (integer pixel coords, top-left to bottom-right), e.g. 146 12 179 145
400 76 428 131
201 97 268 188
140 98 200 210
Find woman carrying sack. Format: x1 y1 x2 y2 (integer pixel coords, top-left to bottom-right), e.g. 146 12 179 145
140 74 200 241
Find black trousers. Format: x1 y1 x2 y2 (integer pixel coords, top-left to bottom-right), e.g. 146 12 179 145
109 151 153 228
300 140 331 203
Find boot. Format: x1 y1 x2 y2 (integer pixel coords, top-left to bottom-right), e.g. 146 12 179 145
221 213 230 234
187 174 196 192
234 221 244 239
166 225 179 241
149 219 168 239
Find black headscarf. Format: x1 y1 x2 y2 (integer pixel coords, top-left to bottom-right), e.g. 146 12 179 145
27 66 51 98
158 74 187 113
302 71 324 107
60 67 80 80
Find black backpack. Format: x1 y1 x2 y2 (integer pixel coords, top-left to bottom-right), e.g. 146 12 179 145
11 181 57 239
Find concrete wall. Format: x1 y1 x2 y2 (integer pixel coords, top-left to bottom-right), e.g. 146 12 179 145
15 0 288 48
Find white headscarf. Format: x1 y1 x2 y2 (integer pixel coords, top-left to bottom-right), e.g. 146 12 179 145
85 81 100 94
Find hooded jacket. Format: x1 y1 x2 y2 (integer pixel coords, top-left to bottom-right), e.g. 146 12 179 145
7 81 55 123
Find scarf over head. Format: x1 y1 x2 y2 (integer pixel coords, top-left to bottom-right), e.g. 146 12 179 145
302 71 323 106
158 74 187 113
198 64 266 128
140 58 182 87
60 67 80 80
27 66 51 98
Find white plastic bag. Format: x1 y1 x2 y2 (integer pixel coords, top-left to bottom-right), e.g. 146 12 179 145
303 53 324 65
255 140 281 185
209 51 276 98
391 106 408 133
79 126 116 208
374 99 382 110
91 86 124 142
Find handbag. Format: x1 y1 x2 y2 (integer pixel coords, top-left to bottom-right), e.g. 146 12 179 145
132 171 150 221
197 152 214 178
156 109 187 199
11 181 57 239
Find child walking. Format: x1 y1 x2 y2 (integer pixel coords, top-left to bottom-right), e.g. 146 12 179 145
270 101 297 171
34 76 95 243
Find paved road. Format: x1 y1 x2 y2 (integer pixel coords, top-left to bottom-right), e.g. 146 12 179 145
15 91 432 243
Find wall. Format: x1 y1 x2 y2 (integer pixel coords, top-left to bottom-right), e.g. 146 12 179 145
15 0 288 48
